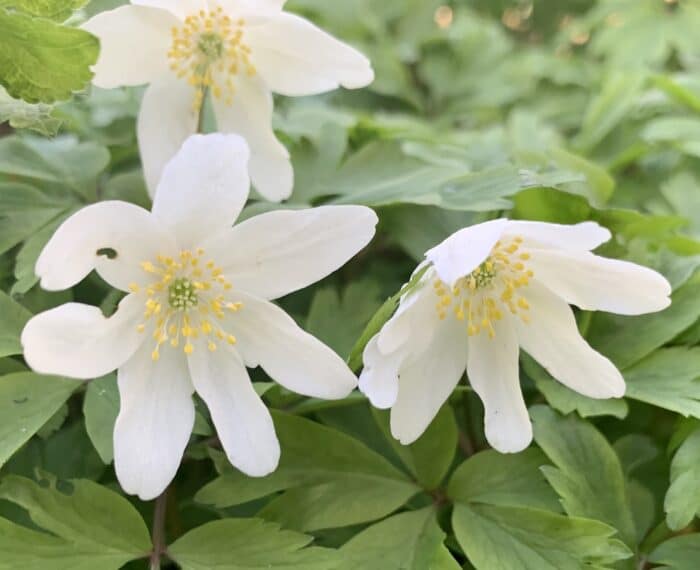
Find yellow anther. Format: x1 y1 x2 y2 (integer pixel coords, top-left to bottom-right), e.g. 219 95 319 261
227 335 237 345
129 283 140 293
208 341 217 352
184 343 194 355
518 298 530 310
519 253 531 260
141 261 157 273
152 350 160 362
137 324 146 333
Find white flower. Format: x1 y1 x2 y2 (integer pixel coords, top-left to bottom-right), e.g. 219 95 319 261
359 219 671 453
82 0 373 203
21 133 377 500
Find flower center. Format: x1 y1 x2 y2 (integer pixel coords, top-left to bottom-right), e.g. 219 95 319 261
433 236 534 339
130 249 242 361
168 277 199 310
167 6 256 111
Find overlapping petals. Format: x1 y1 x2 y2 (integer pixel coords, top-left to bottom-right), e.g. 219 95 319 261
83 1 373 201
361 219 671 453
22 134 378 499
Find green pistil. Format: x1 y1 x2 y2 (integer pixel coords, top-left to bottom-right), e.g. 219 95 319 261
197 32 224 60
169 278 199 310
471 261 496 288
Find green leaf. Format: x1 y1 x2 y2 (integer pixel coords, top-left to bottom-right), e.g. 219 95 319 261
447 448 560 512
649 534 700 570
664 427 700 530
0 136 109 197
446 433 629 567
0 372 80 467
622 347 700 417
306 280 383 358
0 475 151 569
642 116 700 158
452 503 631 570
338 508 448 570
290 122 349 204
196 412 420 531
0 8 98 103
382 205 477 261
574 73 647 152
168 518 339 570
5 420 104 480
530 406 637 547
373 404 457 490
661 172 700 238
12 212 72 295
0 182 70 256
329 142 522 211
83 374 119 464
0 0 88 21
588 279 700 370
0 86 61 135
523 354 628 420
0 291 31 358
613 434 658 477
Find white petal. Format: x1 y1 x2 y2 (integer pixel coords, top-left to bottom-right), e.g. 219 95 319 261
503 220 611 251
188 343 279 476
134 0 206 18
152 134 251 249
247 13 373 96
138 77 198 198
114 342 194 500
214 0 283 16
230 291 357 399
212 76 292 202
516 282 626 399
376 272 438 355
82 6 176 88
390 319 467 445
202 205 377 300
528 249 671 315
21 295 144 380
467 316 531 453
426 219 508 287
358 336 402 409
35 201 175 292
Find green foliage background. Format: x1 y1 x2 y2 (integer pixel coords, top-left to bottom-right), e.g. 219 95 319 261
1 0 700 568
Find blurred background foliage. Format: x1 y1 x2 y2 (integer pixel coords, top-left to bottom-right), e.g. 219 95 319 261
2 0 700 568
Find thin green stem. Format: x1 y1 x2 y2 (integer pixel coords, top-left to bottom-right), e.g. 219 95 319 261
149 488 168 570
